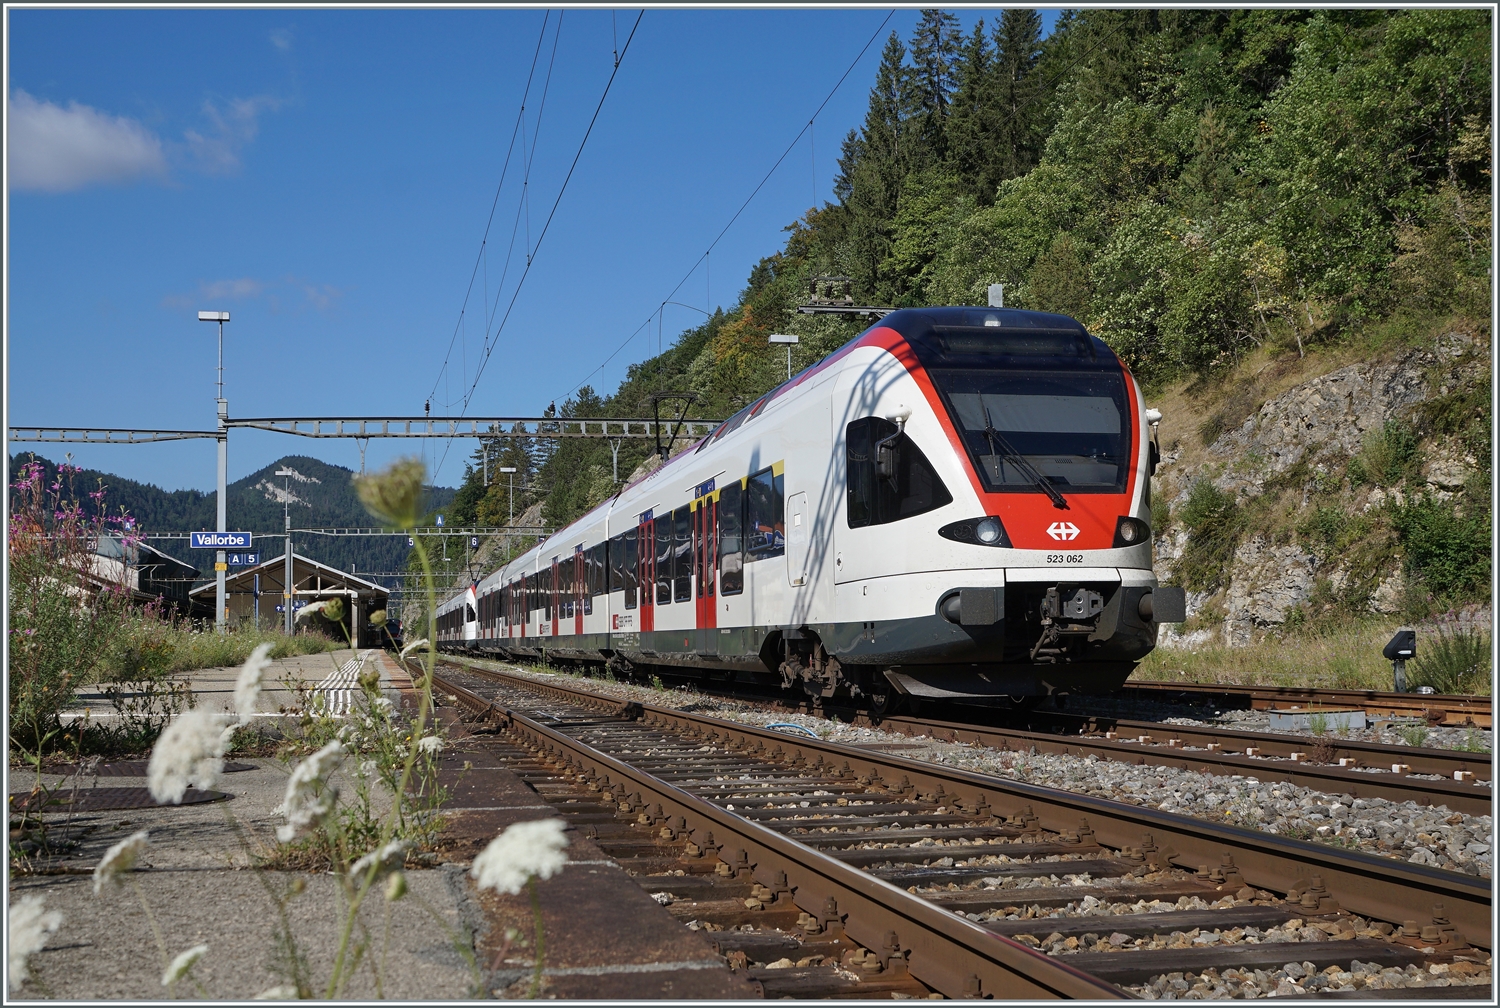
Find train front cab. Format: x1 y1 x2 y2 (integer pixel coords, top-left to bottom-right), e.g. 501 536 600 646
821 307 1186 705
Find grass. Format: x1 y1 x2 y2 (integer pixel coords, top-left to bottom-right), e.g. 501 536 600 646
1140 622 1418 692
95 611 341 683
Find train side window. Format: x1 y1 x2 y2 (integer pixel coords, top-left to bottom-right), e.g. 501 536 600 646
673 506 692 603
745 468 785 562
623 529 638 610
846 417 953 528
718 481 743 595
655 517 672 605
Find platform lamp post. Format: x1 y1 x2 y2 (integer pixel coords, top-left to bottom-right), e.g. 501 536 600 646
276 467 296 634
200 310 231 632
768 333 798 382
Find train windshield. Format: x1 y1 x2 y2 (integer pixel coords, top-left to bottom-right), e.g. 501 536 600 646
930 369 1131 494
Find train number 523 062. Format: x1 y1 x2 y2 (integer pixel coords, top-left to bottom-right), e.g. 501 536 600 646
1047 554 1085 564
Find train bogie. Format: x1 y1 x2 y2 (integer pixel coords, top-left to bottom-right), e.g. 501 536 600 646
436 307 1185 706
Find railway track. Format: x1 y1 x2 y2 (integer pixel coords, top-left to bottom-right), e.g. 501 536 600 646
866 711 1493 817
431 661 1491 1000
446 653 1492 816
1119 681 1492 729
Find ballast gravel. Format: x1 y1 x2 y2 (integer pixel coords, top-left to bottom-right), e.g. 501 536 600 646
458 661 1492 878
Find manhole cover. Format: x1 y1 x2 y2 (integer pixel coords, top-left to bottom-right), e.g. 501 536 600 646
48 760 255 778
9 787 231 812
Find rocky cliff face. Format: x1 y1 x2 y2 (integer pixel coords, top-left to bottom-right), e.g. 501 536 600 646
1151 330 1489 646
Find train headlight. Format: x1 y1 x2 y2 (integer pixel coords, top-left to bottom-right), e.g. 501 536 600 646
1113 516 1150 547
938 516 1012 548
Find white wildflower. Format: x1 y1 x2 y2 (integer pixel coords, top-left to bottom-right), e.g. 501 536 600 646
359 759 377 776
253 985 299 999
399 637 430 660
234 643 274 725
371 697 393 716
470 819 569 896
161 943 208 987
148 709 233 804
93 829 150 894
350 840 412 883
294 600 329 621
8 896 62 990
276 740 346 843
417 735 443 756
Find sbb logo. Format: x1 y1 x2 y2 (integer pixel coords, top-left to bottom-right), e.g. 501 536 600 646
1046 521 1080 541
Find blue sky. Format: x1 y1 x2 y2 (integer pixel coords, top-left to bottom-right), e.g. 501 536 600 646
8 7 1055 493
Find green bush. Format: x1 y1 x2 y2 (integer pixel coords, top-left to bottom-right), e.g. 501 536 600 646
1359 420 1420 487
1408 627 1491 695
1175 479 1244 592
1391 494 1490 603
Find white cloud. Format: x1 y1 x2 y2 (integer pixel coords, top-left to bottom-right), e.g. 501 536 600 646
7 90 168 192
185 96 280 175
162 276 344 314
162 278 264 310
201 278 265 300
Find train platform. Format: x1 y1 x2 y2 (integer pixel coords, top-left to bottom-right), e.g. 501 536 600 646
10 650 746 1000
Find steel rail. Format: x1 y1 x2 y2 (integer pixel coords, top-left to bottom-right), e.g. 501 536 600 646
1121 680 1492 727
434 673 1128 1000
436 663 1492 951
1043 713 1490 779
870 714 1492 815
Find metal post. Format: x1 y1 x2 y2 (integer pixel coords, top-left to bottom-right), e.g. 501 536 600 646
216 397 228 632
254 572 260 628
1393 659 1408 693
283 530 294 634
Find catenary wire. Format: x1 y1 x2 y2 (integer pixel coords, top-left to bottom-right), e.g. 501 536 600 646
556 9 896 401
432 10 643 480
429 12 553 408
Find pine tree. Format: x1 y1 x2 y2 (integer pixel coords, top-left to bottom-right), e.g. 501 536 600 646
908 9 963 160
993 9 1046 182
945 19 996 200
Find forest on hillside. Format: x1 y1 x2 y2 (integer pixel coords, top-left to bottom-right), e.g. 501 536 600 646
441 10 1490 595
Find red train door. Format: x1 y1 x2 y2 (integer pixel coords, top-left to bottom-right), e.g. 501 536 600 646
638 514 655 633
549 558 559 637
694 495 717 630
574 548 584 636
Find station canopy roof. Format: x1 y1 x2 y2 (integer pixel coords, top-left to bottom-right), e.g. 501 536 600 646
188 551 389 601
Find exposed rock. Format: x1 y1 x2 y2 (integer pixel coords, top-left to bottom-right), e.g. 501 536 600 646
1223 538 1320 640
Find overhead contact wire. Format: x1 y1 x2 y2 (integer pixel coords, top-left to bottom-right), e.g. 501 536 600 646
429 11 552 408
558 9 896 400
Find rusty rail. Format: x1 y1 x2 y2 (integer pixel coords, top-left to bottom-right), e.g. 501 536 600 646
435 663 1492 953
1120 681 1492 728
434 671 1127 1000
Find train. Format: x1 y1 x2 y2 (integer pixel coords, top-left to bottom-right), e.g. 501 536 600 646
435 306 1185 710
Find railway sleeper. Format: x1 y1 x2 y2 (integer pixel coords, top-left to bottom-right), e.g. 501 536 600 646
438 665 1492 1000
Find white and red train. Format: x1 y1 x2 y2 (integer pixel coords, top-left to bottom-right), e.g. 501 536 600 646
436 307 1184 708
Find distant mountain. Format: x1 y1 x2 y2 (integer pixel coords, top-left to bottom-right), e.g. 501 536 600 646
8 453 457 590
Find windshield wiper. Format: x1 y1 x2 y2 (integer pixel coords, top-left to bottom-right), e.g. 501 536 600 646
980 405 1069 510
